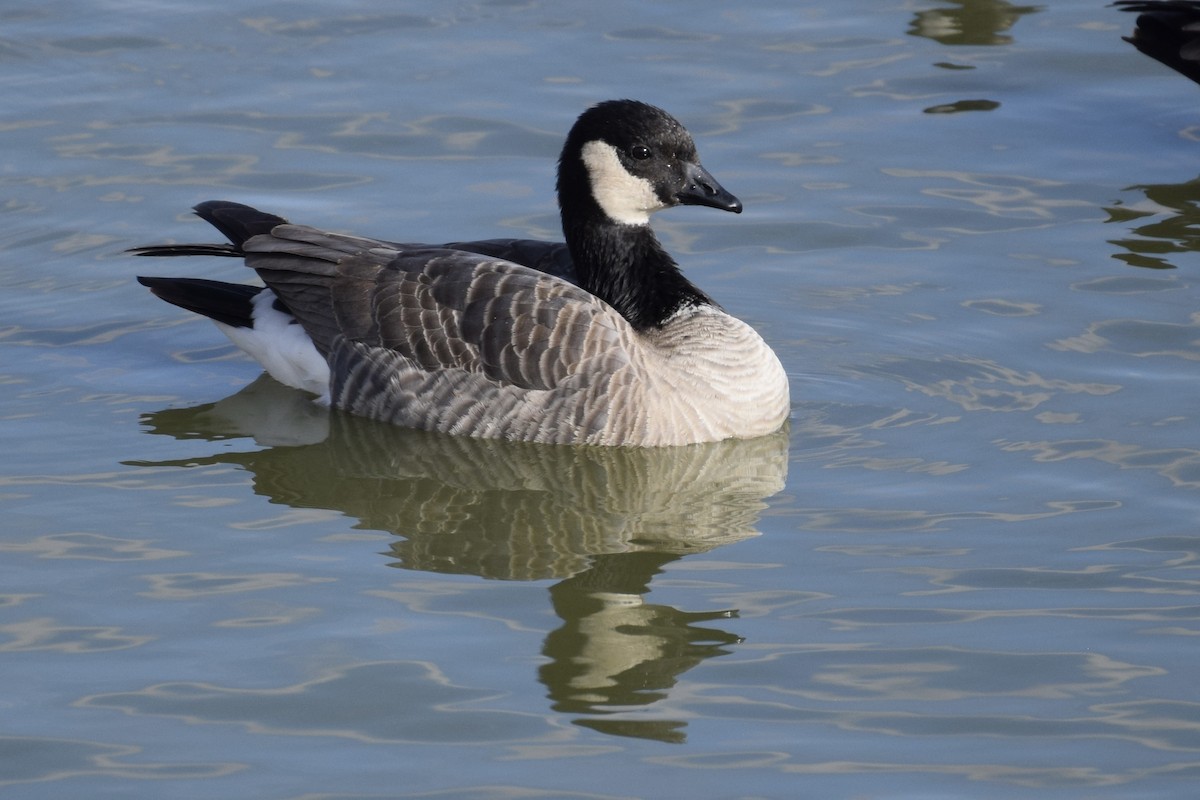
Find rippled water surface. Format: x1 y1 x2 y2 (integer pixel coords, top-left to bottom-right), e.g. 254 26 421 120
4 1 1200 797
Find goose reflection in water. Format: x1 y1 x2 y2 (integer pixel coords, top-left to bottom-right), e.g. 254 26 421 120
129 375 789 743
907 0 1041 47
1106 177 1200 269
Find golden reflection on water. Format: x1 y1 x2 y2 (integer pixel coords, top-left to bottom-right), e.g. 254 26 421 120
1107 177 1200 270
645 750 1187 789
80 661 555 746
139 572 335 600
854 354 1120 414
995 437 1200 489
0 735 240 788
1053 314 1200 362
881 168 1095 226
0 532 185 561
0 618 152 653
907 0 1042 47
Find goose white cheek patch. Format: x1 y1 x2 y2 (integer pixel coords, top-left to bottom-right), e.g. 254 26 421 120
580 140 663 226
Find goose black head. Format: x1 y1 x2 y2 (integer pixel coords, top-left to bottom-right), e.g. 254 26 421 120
558 99 742 227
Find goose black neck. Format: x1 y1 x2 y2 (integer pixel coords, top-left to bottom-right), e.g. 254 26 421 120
561 213 713 331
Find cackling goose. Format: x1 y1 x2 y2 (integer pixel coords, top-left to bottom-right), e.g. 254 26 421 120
132 99 789 446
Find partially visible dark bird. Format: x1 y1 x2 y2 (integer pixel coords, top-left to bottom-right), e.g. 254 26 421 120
1116 1 1200 84
131 100 789 447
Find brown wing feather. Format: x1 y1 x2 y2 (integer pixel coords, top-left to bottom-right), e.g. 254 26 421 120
232 223 637 442
242 226 397 356
332 248 626 391
238 226 612 387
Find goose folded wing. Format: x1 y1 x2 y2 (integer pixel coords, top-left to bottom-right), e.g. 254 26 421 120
239 226 587 374
328 248 630 392
241 225 405 355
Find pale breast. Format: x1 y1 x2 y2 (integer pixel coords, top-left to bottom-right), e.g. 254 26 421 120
602 305 790 446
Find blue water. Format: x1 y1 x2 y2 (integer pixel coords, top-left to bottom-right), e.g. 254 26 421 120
4 1 1200 797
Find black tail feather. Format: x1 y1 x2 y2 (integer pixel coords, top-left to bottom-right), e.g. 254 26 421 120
137 276 262 329
128 243 242 258
127 200 290 259
193 200 290 247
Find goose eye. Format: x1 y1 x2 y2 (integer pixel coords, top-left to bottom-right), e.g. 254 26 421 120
629 145 652 161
